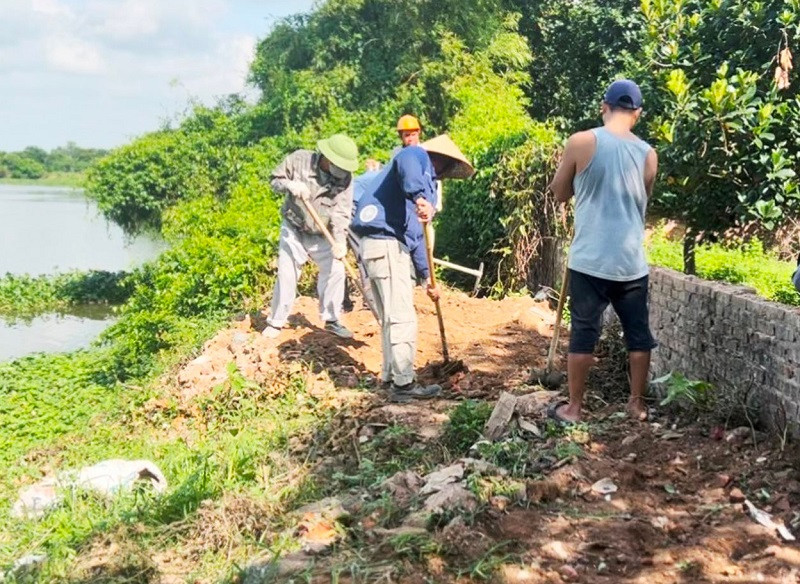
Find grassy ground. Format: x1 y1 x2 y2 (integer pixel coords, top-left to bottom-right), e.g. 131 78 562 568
0 173 84 188
0 349 340 582
3 291 800 583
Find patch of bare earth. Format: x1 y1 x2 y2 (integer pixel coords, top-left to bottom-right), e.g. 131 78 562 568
109 288 800 582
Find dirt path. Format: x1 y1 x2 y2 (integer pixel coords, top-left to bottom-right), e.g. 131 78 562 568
173 289 800 583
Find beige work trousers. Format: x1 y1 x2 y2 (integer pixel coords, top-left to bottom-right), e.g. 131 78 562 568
361 237 417 386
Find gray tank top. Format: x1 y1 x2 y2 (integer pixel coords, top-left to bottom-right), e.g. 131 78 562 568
568 127 651 281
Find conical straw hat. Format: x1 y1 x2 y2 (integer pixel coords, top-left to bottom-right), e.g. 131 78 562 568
421 134 475 179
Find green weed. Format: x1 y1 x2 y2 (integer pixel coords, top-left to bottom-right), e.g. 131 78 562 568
443 400 493 454
331 425 435 490
475 438 531 477
389 532 441 561
553 441 584 461
653 372 714 410
463 541 518 581
467 474 525 502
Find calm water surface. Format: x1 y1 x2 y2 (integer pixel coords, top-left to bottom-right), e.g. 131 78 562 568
0 184 164 361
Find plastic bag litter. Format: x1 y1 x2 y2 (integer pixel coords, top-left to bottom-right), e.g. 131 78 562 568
12 459 167 519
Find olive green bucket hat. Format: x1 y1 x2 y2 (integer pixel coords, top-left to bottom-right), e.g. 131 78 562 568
317 133 359 173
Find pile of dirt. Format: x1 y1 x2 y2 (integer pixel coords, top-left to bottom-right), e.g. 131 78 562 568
174 288 559 405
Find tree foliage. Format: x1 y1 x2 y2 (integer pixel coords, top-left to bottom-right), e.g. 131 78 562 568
0 142 107 178
632 0 800 271
510 0 641 127
248 0 508 137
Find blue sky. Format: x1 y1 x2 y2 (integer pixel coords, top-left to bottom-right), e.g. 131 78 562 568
0 0 316 151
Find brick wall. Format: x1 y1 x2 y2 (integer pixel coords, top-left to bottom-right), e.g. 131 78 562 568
649 267 800 431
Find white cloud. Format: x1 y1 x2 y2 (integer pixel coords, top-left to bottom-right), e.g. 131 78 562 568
45 36 106 74
90 1 162 41
31 0 74 18
0 0 314 150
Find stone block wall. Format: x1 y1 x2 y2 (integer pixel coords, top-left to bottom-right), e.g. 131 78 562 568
649 267 800 431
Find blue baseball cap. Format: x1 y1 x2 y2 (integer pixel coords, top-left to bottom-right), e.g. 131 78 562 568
603 79 643 110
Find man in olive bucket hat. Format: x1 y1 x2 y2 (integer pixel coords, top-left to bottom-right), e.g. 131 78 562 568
263 134 360 339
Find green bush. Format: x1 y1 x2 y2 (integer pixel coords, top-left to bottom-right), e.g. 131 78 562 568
85 105 260 235
648 227 800 306
0 152 45 179
0 271 131 317
434 15 564 295
443 400 493 454
101 153 282 379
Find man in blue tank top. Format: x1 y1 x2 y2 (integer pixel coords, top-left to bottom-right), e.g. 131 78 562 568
547 79 659 424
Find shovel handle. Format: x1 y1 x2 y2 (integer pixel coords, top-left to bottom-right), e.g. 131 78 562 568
423 222 450 362
546 265 570 371
297 196 378 323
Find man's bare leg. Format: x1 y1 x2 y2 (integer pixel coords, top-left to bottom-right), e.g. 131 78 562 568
555 353 594 422
626 351 650 420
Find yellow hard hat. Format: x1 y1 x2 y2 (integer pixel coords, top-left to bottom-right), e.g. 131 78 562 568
396 114 421 132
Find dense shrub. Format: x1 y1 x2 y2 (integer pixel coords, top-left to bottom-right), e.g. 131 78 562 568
85 105 263 235
436 16 563 293
648 227 800 306
0 153 45 179
0 271 131 317
100 151 282 378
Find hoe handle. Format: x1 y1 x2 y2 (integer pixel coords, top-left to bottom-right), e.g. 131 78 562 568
298 196 378 324
424 222 450 362
547 265 570 371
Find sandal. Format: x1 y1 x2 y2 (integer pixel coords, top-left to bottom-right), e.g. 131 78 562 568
547 399 577 426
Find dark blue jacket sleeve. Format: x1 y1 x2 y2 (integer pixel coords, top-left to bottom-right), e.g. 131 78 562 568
409 236 430 280
395 148 436 206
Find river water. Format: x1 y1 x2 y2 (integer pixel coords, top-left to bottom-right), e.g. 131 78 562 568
0 184 165 361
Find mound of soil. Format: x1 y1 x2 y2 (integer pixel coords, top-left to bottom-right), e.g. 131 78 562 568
176 288 559 404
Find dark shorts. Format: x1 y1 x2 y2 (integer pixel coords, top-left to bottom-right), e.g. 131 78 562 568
568 269 657 354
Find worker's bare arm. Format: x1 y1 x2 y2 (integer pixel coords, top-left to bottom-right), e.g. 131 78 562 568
644 148 658 198
549 131 595 203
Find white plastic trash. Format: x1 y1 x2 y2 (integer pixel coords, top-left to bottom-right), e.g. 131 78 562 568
12 459 167 519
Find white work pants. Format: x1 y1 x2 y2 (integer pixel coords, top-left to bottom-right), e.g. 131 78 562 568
268 222 345 328
361 237 417 386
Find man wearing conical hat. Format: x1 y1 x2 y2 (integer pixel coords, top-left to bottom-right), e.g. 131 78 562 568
263 134 360 340
351 134 473 403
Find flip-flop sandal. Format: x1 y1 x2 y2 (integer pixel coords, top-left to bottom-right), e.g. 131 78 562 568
547 399 576 426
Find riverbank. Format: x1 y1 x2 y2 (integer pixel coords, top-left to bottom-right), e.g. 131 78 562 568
4 289 800 583
0 172 84 188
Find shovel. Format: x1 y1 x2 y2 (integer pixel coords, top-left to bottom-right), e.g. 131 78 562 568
297 195 379 324
528 263 569 389
423 222 465 375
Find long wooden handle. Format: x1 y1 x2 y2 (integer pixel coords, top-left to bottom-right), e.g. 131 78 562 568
423 222 450 362
546 265 570 371
297 196 378 323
